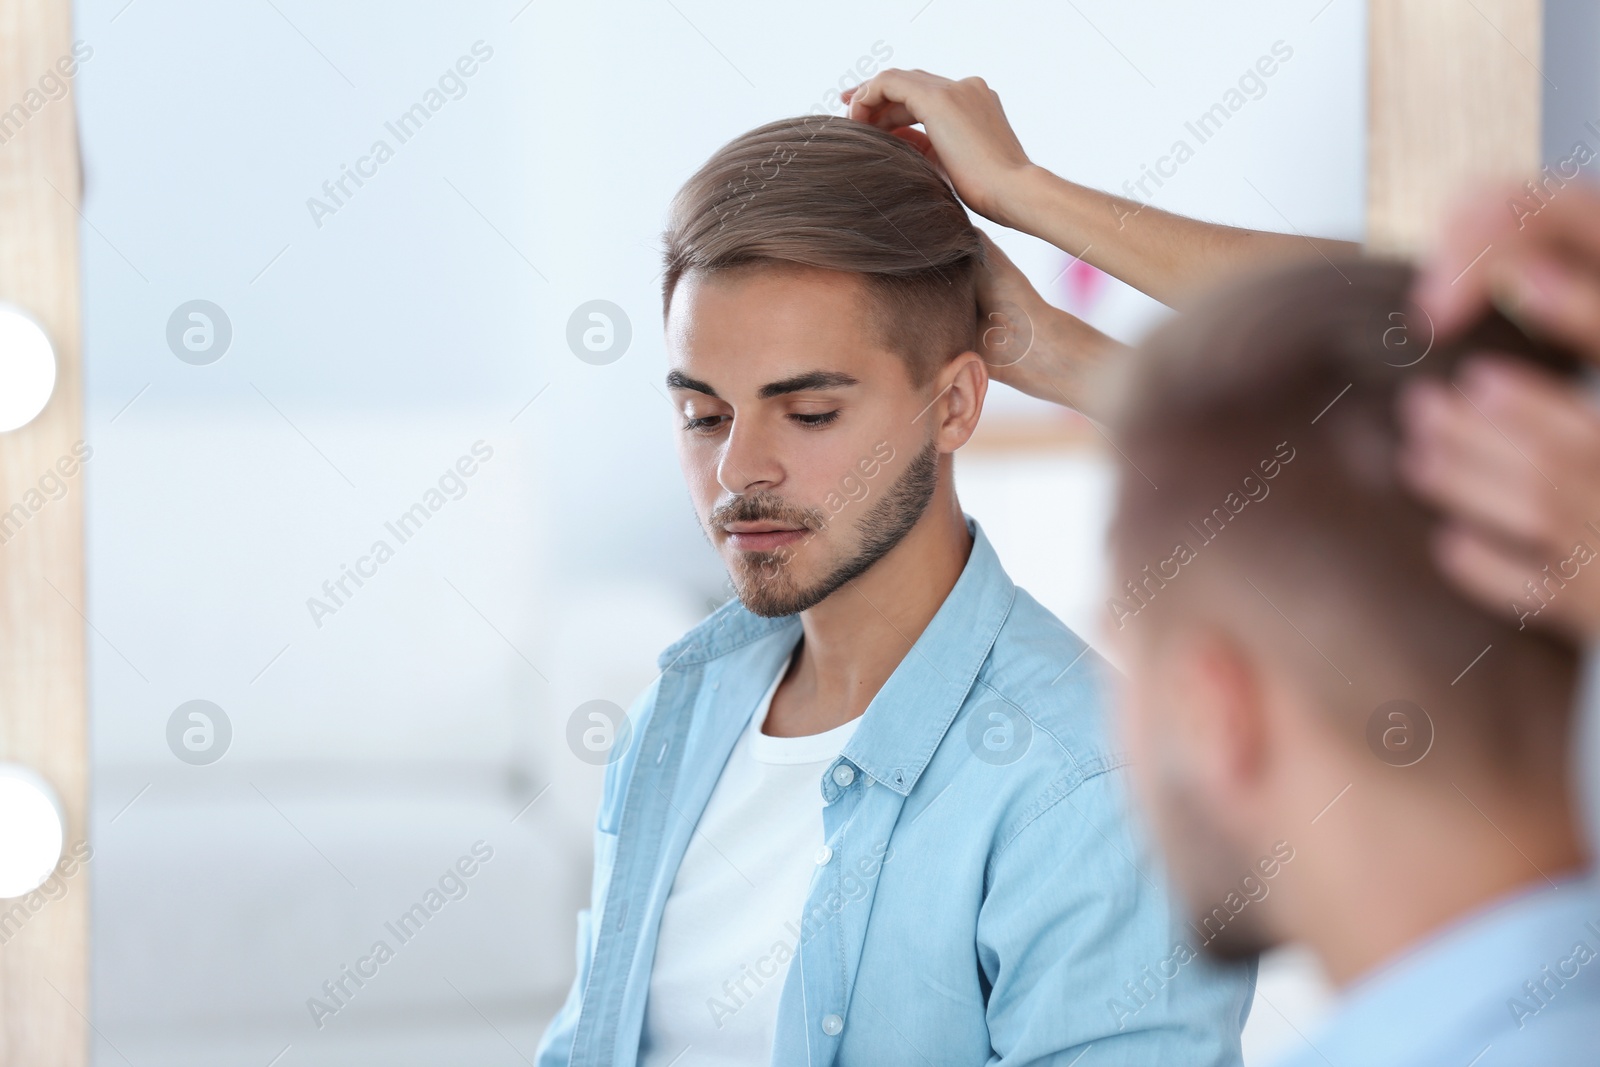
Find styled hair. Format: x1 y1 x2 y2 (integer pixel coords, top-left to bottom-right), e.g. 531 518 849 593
1106 258 1582 776
661 115 984 385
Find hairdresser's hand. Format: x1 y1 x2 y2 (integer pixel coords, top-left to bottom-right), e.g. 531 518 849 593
1398 357 1600 641
843 69 1037 228
975 233 1126 418
1401 181 1600 641
1414 181 1600 357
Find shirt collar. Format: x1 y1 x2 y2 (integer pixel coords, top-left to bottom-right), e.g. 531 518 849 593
840 516 1015 796
654 590 799 673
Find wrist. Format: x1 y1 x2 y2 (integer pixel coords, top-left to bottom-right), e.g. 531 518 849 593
992 163 1057 234
1010 299 1083 403
1042 312 1120 417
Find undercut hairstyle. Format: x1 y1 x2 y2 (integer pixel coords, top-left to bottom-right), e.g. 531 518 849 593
1106 258 1583 780
661 115 984 386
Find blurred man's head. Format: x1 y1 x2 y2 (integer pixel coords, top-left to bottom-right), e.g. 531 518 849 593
1105 259 1584 965
662 116 987 616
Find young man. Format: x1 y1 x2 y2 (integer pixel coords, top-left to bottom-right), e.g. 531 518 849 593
535 116 1252 1066
1103 258 1600 1064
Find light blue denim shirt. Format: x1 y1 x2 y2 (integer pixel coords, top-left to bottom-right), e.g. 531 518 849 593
1272 873 1600 1067
537 517 1253 1066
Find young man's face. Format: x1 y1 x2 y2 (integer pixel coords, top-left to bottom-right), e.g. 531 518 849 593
665 264 946 617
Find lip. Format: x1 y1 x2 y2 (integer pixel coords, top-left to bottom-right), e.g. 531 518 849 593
722 523 808 553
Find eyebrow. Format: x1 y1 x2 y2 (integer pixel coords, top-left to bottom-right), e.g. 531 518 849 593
664 369 861 400
665 370 718 397
758 371 859 399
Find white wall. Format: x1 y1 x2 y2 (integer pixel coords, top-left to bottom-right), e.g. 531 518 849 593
75 1 1363 1063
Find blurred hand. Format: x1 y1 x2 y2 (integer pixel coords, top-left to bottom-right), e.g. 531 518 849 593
973 232 1125 417
1405 181 1600 641
1414 181 1600 353
1399 358 1600 641
843 69 1036 228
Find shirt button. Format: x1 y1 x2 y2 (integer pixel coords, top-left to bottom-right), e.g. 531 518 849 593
814 845 833 865
821 1013 844 1036
831 764 855 787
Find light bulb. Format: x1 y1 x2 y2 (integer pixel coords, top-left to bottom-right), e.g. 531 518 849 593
0 305 57 433
0 764 65 899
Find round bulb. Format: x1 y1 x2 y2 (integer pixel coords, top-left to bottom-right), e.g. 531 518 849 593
0 764 65 899
0 305 57 433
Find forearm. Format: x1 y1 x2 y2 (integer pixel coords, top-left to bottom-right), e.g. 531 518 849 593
1001 165 1359 311
1020 302 1129 420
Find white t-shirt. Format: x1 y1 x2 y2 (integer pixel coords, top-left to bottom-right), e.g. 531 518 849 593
639 655 860 1067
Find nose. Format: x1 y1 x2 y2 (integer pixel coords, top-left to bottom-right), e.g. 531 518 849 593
716 416 783 498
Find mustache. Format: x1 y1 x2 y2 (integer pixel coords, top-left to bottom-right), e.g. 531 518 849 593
709 492 826 531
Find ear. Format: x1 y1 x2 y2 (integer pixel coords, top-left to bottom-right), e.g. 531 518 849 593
927 350 989 452
1166 627 1271 809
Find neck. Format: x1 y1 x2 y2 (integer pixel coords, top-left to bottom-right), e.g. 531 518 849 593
767 475 972 736
1287 773 1588 987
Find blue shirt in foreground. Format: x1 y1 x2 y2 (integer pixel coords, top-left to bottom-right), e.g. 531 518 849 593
1273 873 1600 1067
537 517 1253 1066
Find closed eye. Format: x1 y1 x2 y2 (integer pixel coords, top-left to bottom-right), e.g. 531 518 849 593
683 414 727 434
792 411 840 428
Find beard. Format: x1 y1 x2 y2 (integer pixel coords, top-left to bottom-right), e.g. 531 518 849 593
1149 769 1277 963
714 441 940 618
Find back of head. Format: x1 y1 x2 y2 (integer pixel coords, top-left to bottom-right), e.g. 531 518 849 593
661 115 983 385
1107 257 1581 783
